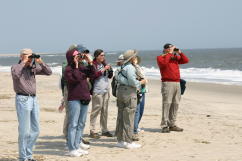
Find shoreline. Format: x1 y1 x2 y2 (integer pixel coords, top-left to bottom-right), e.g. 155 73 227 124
0 52 59 57
1 69 242 87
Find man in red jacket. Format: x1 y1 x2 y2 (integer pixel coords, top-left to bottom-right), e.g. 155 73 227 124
157 43 189 133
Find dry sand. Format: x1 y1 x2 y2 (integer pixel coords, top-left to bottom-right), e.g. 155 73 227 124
0 72 242 161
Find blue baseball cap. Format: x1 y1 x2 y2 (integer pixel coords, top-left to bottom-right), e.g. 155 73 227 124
76 44 89 53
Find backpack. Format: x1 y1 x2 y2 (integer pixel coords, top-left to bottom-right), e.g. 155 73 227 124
61 62 67 96
111 66 127 97
111 76 118 97
180 79 186 95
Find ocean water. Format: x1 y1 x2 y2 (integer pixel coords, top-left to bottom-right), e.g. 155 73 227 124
1 48 242 85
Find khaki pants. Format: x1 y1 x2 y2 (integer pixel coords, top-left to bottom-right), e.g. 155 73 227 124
115 85 137 143
160 82 181 128
62 86 69 138
90 92 110 133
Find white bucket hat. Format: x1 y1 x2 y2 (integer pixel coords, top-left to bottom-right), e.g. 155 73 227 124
20 48 33 55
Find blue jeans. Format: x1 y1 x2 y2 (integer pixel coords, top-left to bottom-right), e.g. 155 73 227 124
67 100 88 151
134 93 145 134
15 95 40 161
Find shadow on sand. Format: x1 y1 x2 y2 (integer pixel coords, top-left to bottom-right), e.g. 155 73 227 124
34 135 66 156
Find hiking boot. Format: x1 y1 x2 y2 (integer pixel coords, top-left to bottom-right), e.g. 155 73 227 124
161 127 170 133
82 138 90 145
101 131 113 137
89 132 100 139
132 134 139 141
169 126 183 132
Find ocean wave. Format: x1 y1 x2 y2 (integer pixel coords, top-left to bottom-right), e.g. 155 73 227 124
42 54 64 57
47 62 60 66
1 65 242 85
106 52 118 55
113 66 242 85
141 67 242 85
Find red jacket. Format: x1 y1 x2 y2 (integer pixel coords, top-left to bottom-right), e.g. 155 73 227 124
157 53 189 82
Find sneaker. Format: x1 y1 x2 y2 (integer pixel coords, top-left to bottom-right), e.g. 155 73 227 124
161 127 170 133
102 131 113 137
132 134 139 141
80 142 90 150
90 131 100 139
68 150 82 157
126 142 141 149
116 141 128 148
137 128 144 133
169 126 183 132
77 148 89 155
82 138 90 144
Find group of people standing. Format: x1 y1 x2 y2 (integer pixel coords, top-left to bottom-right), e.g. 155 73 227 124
58 45 148 156
11 43 189 160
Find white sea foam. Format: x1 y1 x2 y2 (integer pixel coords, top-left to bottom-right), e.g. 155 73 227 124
0 66 11 72
1 65 242 85
114 66 242 85
106 52 118 55
47 62 59 66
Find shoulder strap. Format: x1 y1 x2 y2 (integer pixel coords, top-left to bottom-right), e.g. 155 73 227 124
118 65 127 79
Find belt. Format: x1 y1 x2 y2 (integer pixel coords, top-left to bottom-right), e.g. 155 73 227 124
17 93 36 97
119 84 128 86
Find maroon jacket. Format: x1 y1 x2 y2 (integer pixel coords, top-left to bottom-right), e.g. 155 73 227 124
64 49 95 101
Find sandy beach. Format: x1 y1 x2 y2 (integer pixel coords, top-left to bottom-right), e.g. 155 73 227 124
0 72 242 161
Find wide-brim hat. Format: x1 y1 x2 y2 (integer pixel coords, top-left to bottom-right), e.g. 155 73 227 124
123 50 138 64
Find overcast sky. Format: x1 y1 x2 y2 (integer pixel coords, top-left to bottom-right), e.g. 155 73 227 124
0 0 242 53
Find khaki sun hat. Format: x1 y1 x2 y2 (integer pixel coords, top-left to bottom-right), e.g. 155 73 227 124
123 49 138 64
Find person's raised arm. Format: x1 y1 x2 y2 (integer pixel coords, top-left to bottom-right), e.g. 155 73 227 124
11 54 29 79
157 54 172 66
177 50 189 64
34 58 52 75
126 66 141 89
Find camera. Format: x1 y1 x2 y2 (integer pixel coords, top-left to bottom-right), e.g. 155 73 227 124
107 67 113 73
104 66 113 76
79 53 88 59
28 53 40 59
